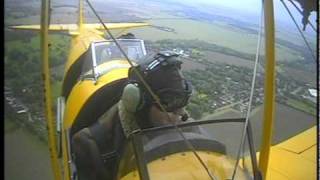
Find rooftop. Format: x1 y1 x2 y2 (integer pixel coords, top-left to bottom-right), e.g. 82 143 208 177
308 89 317 97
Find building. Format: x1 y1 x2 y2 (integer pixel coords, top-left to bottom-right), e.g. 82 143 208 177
308 89 317 97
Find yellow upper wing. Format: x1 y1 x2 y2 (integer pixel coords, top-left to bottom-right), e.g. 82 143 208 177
10 22 149 34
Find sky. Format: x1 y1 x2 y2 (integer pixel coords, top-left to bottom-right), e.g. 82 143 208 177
93 0 317 35
186 0 316 19
176 0 317 34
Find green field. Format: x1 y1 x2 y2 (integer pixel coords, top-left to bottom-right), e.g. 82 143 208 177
132 19 259 53
5 0 313 65
51 80 63 104
5 119 53 180
286 98 316 115
5 117 20 133
204 51 257 68
202 108 243 120
284 66 316 86
130 18 305 63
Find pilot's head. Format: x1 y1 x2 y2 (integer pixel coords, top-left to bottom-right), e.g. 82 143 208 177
125 51 192 127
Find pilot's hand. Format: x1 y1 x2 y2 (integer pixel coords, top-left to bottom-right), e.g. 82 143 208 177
173 108 189 121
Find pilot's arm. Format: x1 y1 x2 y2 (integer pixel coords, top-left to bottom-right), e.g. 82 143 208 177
72 103 119 180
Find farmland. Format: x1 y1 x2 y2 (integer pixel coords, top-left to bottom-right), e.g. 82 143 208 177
201 103 316 156
283 66 317 86
5 119 53 180
203 51 257 69
132 19 260 53
5 0 315 63
132 18 307 63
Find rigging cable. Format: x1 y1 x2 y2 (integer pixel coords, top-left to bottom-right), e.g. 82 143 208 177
48 0 52 27
231 3 264 180
85 0 216 179
287 0 316 32
280 0 317 63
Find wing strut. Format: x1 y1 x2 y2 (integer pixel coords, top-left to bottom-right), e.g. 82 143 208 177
259 0 276 179
41 0 62 179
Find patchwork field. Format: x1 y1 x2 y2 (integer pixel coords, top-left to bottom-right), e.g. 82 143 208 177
6 0 315 66
204 51 257 68
284 66 317 86
133 19 259 52
181 58 207 71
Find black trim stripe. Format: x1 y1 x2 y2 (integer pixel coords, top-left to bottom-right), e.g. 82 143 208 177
70 78 128 136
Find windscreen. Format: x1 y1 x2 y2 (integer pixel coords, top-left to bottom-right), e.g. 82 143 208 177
94 39 146 65
81 39 147 79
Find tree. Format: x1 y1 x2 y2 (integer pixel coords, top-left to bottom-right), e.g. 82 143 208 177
186 103 202 120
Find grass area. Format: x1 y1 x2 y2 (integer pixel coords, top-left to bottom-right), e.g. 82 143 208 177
6 2 310 64
131 18 303 62
5 118 53 180
5 30 67 114
6 15 40 25
6 40 25 53
275 44 302 61
132 19 259 54
6 32 68 52
5 118 20 133
284 67 316 86
204 51 255 68
202 108 243 120
51 81 62 105
286 98 316 115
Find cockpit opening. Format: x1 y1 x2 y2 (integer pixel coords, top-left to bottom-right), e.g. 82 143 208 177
117 118 261 180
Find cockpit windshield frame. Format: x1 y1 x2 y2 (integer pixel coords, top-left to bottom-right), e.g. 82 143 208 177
81 39 147 81
127 118 261 180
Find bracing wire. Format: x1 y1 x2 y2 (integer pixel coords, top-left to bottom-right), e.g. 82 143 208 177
287 0 316 32
48 0 51 27
231 4 264 180
85 0 216 179
280 0 317 63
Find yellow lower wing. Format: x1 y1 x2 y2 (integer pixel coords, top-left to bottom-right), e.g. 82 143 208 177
261 126 316 179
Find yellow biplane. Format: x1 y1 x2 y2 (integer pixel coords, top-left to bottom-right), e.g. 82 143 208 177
10 0 316 179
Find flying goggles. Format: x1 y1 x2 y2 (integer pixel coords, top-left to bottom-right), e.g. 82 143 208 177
143 51 182 73
155 79 193 112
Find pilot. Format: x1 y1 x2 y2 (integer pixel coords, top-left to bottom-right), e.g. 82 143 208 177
99 48 111 63
72 51 192 180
